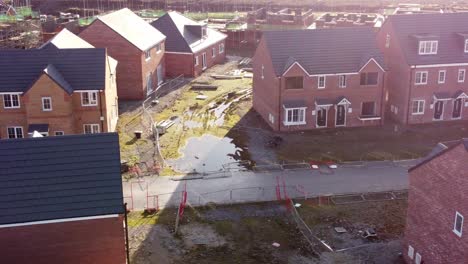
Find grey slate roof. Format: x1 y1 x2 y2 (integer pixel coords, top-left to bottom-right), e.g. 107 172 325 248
0 48 106 93
433 92 452 100
151 11 226 53
262 27 385 76
0 133 123 225
387 13 468 65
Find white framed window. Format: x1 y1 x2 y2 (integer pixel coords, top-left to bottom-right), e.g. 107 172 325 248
7 126 23 139
202 27 207 38
146 72 153 95
415 253 422 264
219 43 224 54
3 94 20 109
454 211 464 237
339 75 346 88
385 34 391 48
83 124 100 134
212 47 216 58
81 92 98 106
261 65 265 79
318 75 326 89
284 108 306 125
415 71 428 85
42 97 52 111
194 56 199 66
55 131 64 136
412 100 425 115
465 39 468 53
438 70 446 84
419 40 438 55
145 49 151 60
408 245 414 260
268 113 275 124
156 43 162 53
395 106 399 114
458 69 466 83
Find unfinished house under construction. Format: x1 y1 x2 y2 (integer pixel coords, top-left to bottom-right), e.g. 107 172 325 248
0 2 41 49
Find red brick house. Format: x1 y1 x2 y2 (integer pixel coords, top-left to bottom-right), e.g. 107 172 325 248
0 133 127 264
377 13 468 125
405 140 468 263
150 11 227 77
80 8 166 100
252 27 386 131
0 46 118 139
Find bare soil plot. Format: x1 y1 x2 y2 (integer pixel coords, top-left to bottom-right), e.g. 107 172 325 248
128 199 407 264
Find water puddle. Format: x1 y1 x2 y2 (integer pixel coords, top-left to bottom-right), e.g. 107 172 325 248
167 134 250 173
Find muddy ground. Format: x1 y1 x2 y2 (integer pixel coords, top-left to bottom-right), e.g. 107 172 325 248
118 56 468 177
128 199 407 264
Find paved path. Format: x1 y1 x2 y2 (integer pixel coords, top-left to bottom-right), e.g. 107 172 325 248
123 160 416 211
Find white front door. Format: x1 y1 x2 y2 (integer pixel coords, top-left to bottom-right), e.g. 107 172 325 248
157 64 163 86
202 53 207 70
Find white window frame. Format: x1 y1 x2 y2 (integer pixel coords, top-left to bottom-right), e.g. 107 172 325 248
458 69 466 83
3 93 20 109
219 43 224 54
415 253 422 264
7 126 23 139
454 211 464 237
385 34 391 48
465 39 468 53
408 245 414 259
318 75 326 89
412 100 425 115
194 56 199 66
212 47 216 58
42 97 52 111
415 71 428 85
268 113 275 124
81 92 98 106
261 65 265 79
419 40 438 55
438 70 446 84
284 107 306 126
54 131 64 136
339 75 346 88
83 124 100 134
144 49 151 61
156 43 162 54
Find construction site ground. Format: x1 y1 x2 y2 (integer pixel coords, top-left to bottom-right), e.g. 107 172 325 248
117 56 468 177
128 198 407 264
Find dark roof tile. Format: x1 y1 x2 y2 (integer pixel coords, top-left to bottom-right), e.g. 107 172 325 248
0 133 123 225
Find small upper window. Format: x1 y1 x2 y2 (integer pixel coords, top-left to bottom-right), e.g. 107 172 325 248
55 131 64 136
81 92 98 106
438 70 446 84
385 34 391 48
412 100 425 115
465 39 468 53
458 69 466 83
415 71 428 85
212 47 216 58
3 94 20 109
145 49 151 60
408 245 414 260
285 76 303 89
194 56 199 66
261 65 265 80
156 43 162 53
318 75 326 89
360 72 378 85
419 40 438 55
219 43 224 54
454 211 464 237
84 124 100 134
339 75 346 88
42 97 52 111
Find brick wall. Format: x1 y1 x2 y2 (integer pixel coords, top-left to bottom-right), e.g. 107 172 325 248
252 37 385 132
405 143 468 263
0 72 114 138
80 20 159 100
165 52 194 77
0 215 126 264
